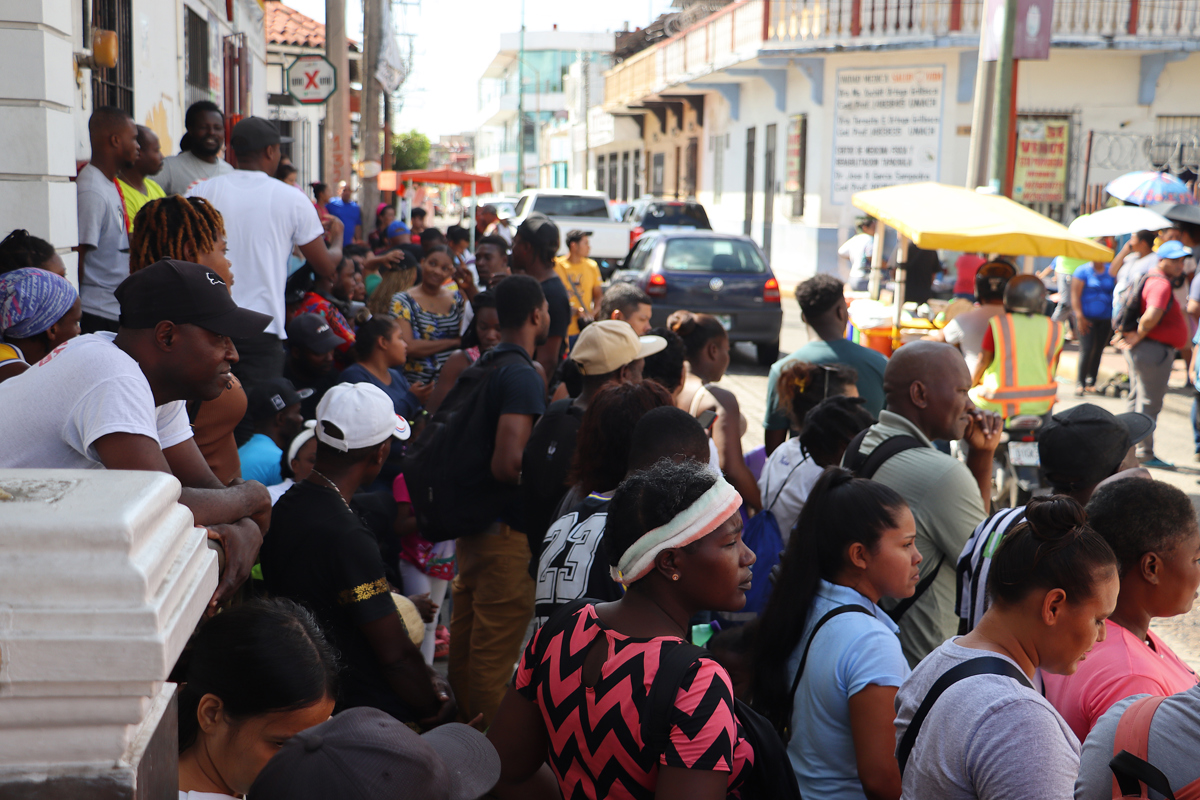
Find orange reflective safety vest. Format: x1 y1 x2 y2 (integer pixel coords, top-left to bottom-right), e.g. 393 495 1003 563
970 313 1063 418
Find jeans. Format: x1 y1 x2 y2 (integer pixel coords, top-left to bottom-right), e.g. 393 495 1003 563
1192 390 1200 454
1124 338 1174 457
449 522 535 727
1052 273 1073 323
1077 317 1112 387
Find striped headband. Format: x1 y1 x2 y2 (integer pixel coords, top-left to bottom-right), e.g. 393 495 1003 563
610 477 743 587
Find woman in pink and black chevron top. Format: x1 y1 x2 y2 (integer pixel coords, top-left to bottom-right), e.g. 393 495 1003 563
487 458 757 800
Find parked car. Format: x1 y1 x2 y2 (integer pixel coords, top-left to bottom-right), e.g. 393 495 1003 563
612 230 782 365
511 189 632 278
624 200 712 250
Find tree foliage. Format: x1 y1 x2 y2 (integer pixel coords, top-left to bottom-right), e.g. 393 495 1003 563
392 129 431 171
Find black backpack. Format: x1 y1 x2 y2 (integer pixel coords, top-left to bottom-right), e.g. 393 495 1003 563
401 347 532 542
1116 271 1174 333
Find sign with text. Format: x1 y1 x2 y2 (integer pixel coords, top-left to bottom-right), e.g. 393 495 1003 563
287 55 336 104
832 66 944 205
1012 118 1070 204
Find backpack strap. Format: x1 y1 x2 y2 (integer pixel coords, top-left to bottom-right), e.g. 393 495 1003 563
845 432 926 479
763 456 807 515
885 553 945 624
1109 695 1175 800
641 640 708 755
896 656 1033 776
783 605 872 739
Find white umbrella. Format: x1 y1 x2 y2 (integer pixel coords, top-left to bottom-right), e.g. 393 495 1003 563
1067 206 1172 238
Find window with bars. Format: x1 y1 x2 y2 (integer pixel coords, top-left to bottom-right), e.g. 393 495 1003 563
90 0 133 114
1154 115 1200 171
184 8 210 109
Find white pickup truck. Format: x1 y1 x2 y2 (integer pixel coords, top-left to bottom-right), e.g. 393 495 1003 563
511 189 632 278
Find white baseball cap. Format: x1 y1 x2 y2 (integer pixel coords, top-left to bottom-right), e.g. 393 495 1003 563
315 383 411 452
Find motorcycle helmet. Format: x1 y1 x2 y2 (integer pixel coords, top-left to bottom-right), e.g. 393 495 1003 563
1003 274 1047 315
974 259 1016 303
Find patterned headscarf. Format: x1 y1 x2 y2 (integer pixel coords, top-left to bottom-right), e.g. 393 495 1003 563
0 268 78 339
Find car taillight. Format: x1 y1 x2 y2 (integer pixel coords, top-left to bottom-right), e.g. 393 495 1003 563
647 272 667 299
630 226 644 248
763 277 780 303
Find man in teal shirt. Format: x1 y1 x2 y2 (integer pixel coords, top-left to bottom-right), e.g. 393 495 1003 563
764 274 888 455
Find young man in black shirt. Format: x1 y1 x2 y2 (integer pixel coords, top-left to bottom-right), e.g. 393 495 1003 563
511 213 570 381
261 382 455 726
449 274 550 728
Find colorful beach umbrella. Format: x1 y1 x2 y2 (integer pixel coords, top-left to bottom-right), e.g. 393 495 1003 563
1105 171 1197 207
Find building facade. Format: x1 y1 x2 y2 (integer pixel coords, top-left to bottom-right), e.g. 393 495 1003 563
476 30 615 193
602 0 1200 286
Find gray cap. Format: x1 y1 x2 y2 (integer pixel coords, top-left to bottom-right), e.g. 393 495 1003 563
248 707 501 800
230 116 293 155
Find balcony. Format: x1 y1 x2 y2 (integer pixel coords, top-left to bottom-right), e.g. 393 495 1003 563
766 0 1200 47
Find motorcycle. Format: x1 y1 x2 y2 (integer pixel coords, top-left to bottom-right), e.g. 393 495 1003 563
992 414 1049 508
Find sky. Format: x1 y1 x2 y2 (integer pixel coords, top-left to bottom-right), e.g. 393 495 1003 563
285 0 676 140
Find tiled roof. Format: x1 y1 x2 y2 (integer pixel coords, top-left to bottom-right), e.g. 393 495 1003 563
265 1 358 50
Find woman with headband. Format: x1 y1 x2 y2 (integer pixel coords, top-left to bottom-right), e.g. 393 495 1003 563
0 267 81 383
488 459 756 800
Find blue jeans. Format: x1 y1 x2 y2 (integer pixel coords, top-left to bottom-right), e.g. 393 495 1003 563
1193 390 1200 454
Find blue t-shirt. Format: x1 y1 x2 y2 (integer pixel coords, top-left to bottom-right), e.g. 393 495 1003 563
238 433 283 486
385 219 411 240
325 198 362 246
1073 262 1116 320
786 580 910 800
339 363 422 420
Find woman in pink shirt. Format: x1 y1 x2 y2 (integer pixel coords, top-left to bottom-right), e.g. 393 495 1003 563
1044 478 1200 742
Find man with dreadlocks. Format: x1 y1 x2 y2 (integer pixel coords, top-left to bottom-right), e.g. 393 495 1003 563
188 117 343 385
131 195 245 485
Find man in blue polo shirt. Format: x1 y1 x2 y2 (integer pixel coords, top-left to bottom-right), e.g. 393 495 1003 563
325 181 362 246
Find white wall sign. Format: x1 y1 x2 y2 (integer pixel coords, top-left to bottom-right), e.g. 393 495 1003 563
832 65 945 205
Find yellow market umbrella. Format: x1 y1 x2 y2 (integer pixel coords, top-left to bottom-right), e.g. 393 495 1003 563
851 182 1114 262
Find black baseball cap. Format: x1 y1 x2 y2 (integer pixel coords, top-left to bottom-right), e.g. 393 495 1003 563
1038 404 1154 489
230 116 293 156
247 707 500 800
516 213 560 254
565 229 593 245
246 377 312 421
115 259 271 338
285 313 344 353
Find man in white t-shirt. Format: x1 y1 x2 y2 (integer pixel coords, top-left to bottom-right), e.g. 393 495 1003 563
0 259 275 609
187 116 343 384
77 106 140 334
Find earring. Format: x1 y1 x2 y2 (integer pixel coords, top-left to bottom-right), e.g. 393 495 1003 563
671 574 680 581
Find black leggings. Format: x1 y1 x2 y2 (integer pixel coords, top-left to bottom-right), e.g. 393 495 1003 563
1077 316 1112 387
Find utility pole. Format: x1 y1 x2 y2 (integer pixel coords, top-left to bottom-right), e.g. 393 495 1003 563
582 50 590 191
964 8 995 190
363 0 383 224
515 0 526 192
325 0 351 192
988 0 1017 194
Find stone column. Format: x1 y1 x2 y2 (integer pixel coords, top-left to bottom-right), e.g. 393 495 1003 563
0 0 80 284
0 470 218 799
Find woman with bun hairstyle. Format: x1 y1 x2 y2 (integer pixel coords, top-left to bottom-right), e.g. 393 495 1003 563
753 467 919 800
488 459 756 800
667 309 761 511
757 363 863 541
177 598 339 798
895 496 1119 800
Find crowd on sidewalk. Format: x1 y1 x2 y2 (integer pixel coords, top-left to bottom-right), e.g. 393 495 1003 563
6 100 1200 800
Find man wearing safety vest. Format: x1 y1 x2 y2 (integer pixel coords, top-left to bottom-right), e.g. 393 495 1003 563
970 274 1064 419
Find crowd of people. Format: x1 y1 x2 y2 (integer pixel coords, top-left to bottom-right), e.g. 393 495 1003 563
4 99 1200 800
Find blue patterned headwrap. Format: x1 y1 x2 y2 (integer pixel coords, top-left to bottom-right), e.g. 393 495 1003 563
0 268 78 339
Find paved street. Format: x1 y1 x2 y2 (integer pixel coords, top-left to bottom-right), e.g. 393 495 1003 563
714 300 1200 668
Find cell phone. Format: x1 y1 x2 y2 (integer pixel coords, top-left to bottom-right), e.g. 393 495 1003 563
696 409 718 430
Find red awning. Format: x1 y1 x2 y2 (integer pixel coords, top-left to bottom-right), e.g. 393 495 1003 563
396 169 493 195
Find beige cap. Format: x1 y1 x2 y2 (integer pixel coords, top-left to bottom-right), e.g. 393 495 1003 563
390 593 425 646
570 319 667 375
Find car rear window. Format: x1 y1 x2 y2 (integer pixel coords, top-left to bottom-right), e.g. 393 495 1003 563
662 238 766 273
531 195 610 218
644 204 711 229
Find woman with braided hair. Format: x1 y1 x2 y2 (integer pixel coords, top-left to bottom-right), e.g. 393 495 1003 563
129 195 245 484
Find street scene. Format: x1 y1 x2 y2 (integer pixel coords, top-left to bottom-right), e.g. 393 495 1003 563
3 0 1200 798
